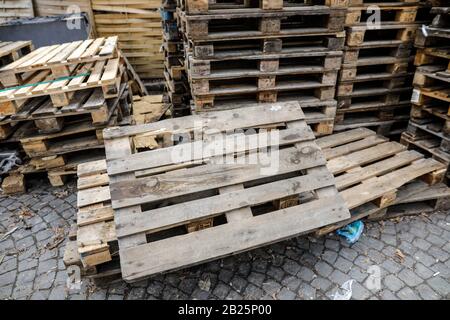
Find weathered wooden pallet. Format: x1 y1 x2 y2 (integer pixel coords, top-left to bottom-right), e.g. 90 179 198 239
0 41 33 70
404 119 449 153
313 128 446 234
17 117 116 158
342 42 412 65
415 46 450 71
178 0 347 14
187 50 342 79
339 62 413 82
413 65 450 91
346 23 419 47
333 117 408 136
190 69 339 97
0 37 119 88
186 32 345 59
178 7 346 41
192 84 336 110
336 75 413 97
0 0 34 23
102 101 349 282
337 86 412 109
0 57 125 112
316 179 450 235
344 4 425 26
191 98 337 136
335 103 411 124
347 0 422 5
400 132 450 181
0 84 131 134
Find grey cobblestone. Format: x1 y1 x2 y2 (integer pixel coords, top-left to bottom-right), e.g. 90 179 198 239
0 179 449 300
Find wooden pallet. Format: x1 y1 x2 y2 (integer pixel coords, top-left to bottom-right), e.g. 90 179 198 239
0 0 34 23
0 84 131 134
17 117 115 158
337 86 412 109
187 50 342 79
0 56 125 111
132 95 169 125
186 32 345 59
102 101 349 282
342 43 412 66
345 4 425 26
317 179 450 235
415 46 450 70
336 76 413 97
333 117 408 136
178 0 347 14
314 127 447 234
346 23 419 47
335 103 411 124
404 119 449 153
0 37 118 88
178 7 346 41
347 0 422 5
0 41 33 69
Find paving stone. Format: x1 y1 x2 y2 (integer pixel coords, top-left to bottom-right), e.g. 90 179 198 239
34 271 56 290
334 257 353 273
383 274 405 292
398 268 424 287
380 234 397 246
218 269 233 284
340 247 358 262
413 251 437 267
276 287 296 300
298 266 316 282
297 283 316 300
351 282 371 300
379 289 398 300
414 263 435 280
146 281 164 297
426 234 446 247
321 250 338 264
397 287 420 300
282 259 301 276
230 276 247 293
212 283 230 299
16 269 36 286
412 238 432 251
416 284 440 300
427 246 449 262
381 259 402 274
12 282 34 299
35 229 54 242
310 277 332 292
427 276 450 296
262 279 282 296
266 266 284 282
243 283 264 299
248 272 265 287
18 258 38 272
281 276 301 292
324 239 340 251
348 266 368 283
30 290 50 300
225 290 242 300
88 290 107 300
0 257 17 275
0 284 13 299
37 258 58 275
314 261 333 278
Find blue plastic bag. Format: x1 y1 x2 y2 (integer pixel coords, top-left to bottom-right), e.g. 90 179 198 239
336 221 364 244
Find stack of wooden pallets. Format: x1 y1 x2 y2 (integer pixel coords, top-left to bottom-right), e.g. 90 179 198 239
175 0 347 136
91 0 164 81
333 0 431 136
0 41 34 87
0 37 135 193
0 0 34 23
162 0 191 117
65 101 352 282
401 1 450 183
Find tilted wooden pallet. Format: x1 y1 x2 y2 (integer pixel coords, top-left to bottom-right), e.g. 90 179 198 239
102 101 349 282
346 23 419 47
0 0 34 23
0 37 118 87
315 128 448 234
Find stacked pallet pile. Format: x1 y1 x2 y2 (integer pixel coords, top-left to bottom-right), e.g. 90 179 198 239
91 0 164 81
0 37 135 193
0 0 34 23
401 2 450 183
333 0 431 136
161 0 191 117
175 0 347 136
65 101 351 282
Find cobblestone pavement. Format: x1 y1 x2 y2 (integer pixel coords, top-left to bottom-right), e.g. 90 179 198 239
0 179 449 300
